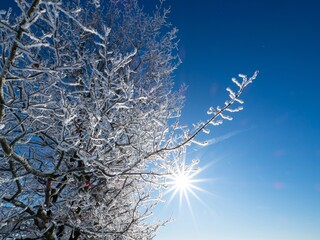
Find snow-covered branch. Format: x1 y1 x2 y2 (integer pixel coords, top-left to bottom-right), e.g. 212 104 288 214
0 0 257 239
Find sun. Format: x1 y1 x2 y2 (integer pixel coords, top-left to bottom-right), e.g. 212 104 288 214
165 163 204 209
175 172 191 191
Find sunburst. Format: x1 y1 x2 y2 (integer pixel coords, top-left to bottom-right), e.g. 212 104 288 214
165 161 206 210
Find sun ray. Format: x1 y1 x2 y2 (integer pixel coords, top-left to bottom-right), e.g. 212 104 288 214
164 160 206 209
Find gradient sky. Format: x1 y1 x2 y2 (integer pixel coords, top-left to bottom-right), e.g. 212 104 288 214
147 0 320 240
1 1 319 239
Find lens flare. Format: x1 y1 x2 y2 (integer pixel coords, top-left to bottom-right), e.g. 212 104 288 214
175 172 191 190
165 163 204 209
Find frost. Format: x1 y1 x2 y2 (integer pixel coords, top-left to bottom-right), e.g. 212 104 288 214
0 123 5 130
192 159 200 165
202 128 210 134
39 8 46 14
232 77 241 88
21 21 31 29
220 113 233 121
226 87 236 99
153 118 165 126
191 139 208 146
72 8 82 13
207 106 215 115
193 121 204 129
104 26 111 37
210 120 223 126
235 98 244 104
246 70 259 85
93 0 101 8
238 73 247 79
63 114 77 125
225 106 244 112
24 42 50 49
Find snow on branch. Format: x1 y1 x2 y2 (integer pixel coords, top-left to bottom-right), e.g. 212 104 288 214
0 0 258 239
159 71 258 152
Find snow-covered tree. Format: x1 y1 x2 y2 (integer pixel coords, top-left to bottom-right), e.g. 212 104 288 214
0 0 258 239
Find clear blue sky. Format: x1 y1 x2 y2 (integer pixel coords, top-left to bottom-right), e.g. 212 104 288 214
2 0 319 239
148 0 320 240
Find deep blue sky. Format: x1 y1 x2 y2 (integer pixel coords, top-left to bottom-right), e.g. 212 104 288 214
1 0 319 239
148 0 320 240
